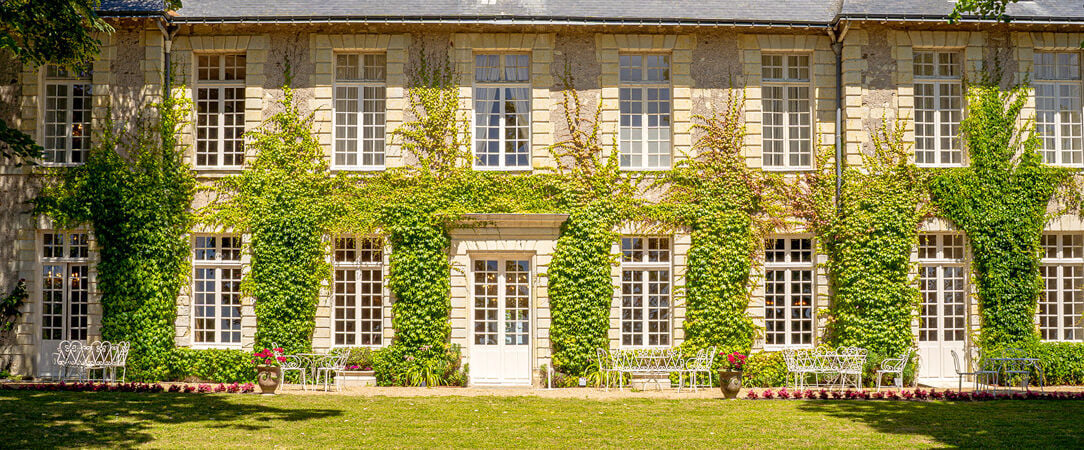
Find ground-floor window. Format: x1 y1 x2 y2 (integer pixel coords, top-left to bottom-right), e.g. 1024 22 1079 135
619 236 671 347
763 237 813 347
40 231 90 341
192 234 242 346
1040 233 1084 341
333 236 385 347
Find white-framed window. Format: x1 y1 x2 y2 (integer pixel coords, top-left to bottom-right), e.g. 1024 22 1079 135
619 54 671 170
43 65 92 165
918 234 967 343
1035 52 1083 166
334 53 387 169
40 231 90 341
764 237 814 347
619 236 671 347
473 53 531 169
913 51 964 166
195 53 246 168
761 54 812 170
1039 233 1084 341
192 234 243 346
332 236 385 347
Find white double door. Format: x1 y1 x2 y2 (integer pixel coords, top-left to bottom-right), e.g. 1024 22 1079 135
37 263 90 378
917 265 968 383
469 258 532 386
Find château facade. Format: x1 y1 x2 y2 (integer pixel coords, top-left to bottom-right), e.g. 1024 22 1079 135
1 0 1083 386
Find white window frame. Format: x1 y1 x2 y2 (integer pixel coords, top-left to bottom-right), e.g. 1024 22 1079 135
332 53 387 171
39 230 91 342
763 237 815 349
618 236 672 348
191 234 243 348
913 51 965 167
917 234 968 343
761 53 813 171
194 53 246 169
1039 233 1084 342
332 236 386 348
1034 51 1084 167
472 52 532 171
41 65 92 166
618 53 672 170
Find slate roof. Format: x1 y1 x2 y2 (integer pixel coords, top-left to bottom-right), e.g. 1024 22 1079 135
96 0 1084 23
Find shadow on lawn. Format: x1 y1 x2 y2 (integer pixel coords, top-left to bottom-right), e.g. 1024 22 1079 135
796 399 1084 447
0 390 340 448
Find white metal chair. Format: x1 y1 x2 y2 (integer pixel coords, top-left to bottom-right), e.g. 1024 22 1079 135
836 347 867 390
682 346 716 392
280 354 311 390
875 348 913 392
314 353 349 391
596 348 617 390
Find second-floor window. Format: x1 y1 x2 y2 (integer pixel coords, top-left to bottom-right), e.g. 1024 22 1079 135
764 237 814 347
43 65 92 165
619 54 671 170
1035 52 1083 166
619 236 671 347
334 53 386 169
914 51 963 166
474 54 530 169
1039 233 1084 341
192 234 243 346
762 54 812 170
195 54 246 168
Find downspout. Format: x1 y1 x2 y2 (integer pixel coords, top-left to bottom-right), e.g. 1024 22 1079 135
156 18 179 99
828 21 850 214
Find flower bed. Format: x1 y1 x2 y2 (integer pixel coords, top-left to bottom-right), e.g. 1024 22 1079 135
0 381 255 394
746 387 1084 401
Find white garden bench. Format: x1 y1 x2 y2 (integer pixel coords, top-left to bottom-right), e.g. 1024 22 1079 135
598 347 713 391
53 340 130 382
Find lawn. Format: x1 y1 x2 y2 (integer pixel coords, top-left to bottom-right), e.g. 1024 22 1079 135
1 390 1081 448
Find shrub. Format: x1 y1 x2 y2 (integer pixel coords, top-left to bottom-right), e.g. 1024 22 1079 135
333 347 376 370
170 348 255 383
1027 342 1084 385
742 351 787 387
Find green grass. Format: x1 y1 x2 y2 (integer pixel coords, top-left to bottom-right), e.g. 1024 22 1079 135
1 391 1081 448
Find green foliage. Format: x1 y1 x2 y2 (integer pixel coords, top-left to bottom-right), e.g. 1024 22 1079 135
804 119 927 359
548 203 619 376
170 347 255 383
202 80 339 355
0 280 28 333
742 351 788 387
949 0 1018 23
930 79 1071 351
371 344 467 387
391 51 470 177
332 347 376 370
34 93 196 381
1029 342 1084 385
661 90 780 358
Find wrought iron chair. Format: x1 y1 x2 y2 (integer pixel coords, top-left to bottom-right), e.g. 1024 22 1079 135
280 354 311 391
951 349 996 393
682 346 716 392
314 353 349 392
596 348 617 391
875 348 913 392
836 346 867 390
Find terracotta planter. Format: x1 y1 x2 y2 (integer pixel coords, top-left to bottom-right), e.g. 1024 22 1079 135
256 365 281 395
718 370 742 399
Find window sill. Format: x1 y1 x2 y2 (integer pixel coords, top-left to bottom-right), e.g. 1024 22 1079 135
763 344 814 351
761 167 814 173
916 164 966 169
188 344 243 351
471 166 533 172
331 166 386 172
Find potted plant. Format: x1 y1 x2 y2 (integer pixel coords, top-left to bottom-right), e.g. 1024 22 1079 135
718 351 746 399
335 347 377 387
253 347 286 395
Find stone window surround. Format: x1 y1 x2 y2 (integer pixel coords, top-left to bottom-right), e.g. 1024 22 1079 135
35 227 100 344
324 234 393 350
894 31 983 167
175 227 256 350
597 34 693 171
609 224 688 348
453 33 555 172
171 34 268 175
310 34 409 171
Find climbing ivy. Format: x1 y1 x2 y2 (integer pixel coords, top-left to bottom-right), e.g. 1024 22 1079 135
658 90 782 358
34 92 196 381
803 118 927 364
929 77 1072 350
201 76 339 355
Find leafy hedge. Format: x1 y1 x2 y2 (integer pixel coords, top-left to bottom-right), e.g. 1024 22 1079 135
742 351 787 387
169 348 254 383
1027 342 1084 385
